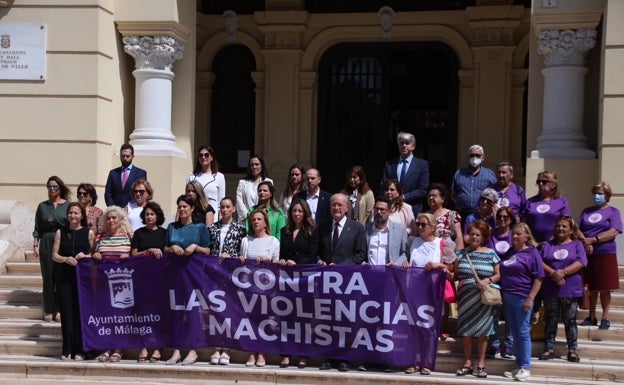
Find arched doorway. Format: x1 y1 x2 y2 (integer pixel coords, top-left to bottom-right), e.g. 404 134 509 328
317 42 459 193
210 45 256 173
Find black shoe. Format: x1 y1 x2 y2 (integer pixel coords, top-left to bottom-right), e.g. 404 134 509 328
319 361 332 370
338 362 351 372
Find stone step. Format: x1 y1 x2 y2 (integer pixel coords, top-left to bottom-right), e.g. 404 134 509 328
0 274 42 288
0 288 42 305
5 262 40 275
0 319 61 338
0 337 60 356
0 353 623 384
0 304 43 320
24 251 37 262
578 308 624 324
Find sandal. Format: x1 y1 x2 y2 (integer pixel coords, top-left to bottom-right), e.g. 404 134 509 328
539 351 555 360
109 352 122 362
149 351 161 363
420 367 431 375
456 366 473 376
43 313 53 322
477 367 487 378
97 351 110 362
567 351 580 362
405 366 420 374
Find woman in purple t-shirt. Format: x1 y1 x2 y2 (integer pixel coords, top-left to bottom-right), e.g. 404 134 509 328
523 171 571 244
539 216 587 362
578 181 622 330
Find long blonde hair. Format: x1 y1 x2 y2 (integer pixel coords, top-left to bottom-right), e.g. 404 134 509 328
102 206 132 236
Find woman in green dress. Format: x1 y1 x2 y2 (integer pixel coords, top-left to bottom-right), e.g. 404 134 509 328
33 176 71 322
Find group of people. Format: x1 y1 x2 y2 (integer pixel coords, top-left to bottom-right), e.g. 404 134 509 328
31 138 621 381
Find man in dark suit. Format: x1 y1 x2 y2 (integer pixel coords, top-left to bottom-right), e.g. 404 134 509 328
104 143 147 207
364 197 408 266
318 193 366 372
294 168 331 229
381 132 429 216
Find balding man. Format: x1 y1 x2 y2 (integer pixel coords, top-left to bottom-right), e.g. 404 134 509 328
295 168 331 229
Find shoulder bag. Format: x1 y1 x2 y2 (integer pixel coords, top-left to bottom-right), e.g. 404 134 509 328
464 250 502 306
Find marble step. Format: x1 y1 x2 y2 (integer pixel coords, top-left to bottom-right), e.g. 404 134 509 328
0 304 43 320
0 288 42 305
0 274 43 288
0 319 61 338
5 262 40 275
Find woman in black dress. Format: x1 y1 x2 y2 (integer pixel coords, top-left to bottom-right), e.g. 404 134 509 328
52 202 95 361
131 201 167 363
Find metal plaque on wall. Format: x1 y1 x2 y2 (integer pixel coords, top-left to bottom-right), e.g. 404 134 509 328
0 24 46 80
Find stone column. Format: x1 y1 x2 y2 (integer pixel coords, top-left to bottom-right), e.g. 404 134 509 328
535 29 597 158
123 35 185 157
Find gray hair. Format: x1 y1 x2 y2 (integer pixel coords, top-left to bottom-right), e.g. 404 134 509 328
481 187 499 202
396 132 416 146
497 161 514 173
468 144 484 155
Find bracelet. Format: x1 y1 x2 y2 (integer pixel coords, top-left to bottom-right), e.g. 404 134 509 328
595 236 599 244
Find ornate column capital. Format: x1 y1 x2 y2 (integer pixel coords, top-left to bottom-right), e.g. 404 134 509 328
537 29 596 66
122 35 184 71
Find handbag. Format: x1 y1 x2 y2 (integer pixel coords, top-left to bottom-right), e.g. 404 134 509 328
464 250 502 306
441 239 457 303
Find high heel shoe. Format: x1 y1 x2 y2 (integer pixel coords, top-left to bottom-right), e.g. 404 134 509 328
182 351 198 366
245 354 256 366
165 351 181 365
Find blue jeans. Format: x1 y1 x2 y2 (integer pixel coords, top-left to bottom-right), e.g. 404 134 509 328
489 305 514 351
503 293 532 369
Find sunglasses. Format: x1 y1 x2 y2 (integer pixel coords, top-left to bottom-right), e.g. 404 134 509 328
415 222 429 228
469 154 482 158
481 197 494 205
198 152 210 158
77 191 89 197
134 189 147 194
536 179 550 185
47 185 59 190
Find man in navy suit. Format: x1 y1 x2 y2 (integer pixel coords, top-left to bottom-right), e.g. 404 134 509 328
318 193 366 371
294 168 331 229
365 197 408 266
381 132 429 216
104 143 147 207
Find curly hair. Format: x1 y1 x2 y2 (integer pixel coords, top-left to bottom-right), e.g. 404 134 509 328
101 205 132 236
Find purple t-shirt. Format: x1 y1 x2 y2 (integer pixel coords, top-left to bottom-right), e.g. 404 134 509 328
523 195 571 243
500 246 545 298
578 205 623 255
488 229 512 259
490 182 526 218
540 240 587 298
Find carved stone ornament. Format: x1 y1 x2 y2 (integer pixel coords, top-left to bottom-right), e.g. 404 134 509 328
537 29 596 66
122 35 185 71
378 6 395 39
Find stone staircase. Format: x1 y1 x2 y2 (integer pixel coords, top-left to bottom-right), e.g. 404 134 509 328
2 253 624 384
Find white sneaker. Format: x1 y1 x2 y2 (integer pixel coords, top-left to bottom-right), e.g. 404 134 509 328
210 351 221 365
503 368 519 378
515 368 531 382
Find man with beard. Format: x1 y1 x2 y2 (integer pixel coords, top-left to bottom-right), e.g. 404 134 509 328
365 197 408 266
105 143 147 207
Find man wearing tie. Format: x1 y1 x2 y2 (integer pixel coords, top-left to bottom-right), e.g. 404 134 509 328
381 132 429 216
318 193 367 371
104 143 147 207
294 168 331 229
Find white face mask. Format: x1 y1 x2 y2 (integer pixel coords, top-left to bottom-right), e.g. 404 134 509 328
470 157 482 168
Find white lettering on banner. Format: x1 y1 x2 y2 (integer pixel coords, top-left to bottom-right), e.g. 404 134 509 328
114 324 153 336
169 289 226 312
416 305 435 327
231 268 369 295
87 313 161 327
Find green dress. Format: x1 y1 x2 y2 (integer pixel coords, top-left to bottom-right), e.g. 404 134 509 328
33 200 70 314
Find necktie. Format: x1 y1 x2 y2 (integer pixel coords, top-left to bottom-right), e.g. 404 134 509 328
332 222 340 250
121 168 129 190
399 159 407 183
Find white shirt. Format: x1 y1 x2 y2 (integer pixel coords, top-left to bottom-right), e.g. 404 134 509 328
368 226 389 265
218 223 230 255
306 189 320 221
409 237 442 267
125 201 144 232
240 236 280 262
332 216 348 243
236 177 274 223
187 171 226 221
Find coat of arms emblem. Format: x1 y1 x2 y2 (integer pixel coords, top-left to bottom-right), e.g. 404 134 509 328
1 34 10 49
104 268 135 309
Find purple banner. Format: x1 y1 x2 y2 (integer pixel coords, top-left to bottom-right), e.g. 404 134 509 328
76 254 445 368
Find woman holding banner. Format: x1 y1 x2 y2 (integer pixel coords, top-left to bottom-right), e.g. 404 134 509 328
131 201 167 363
240 208 280 366
454 220 500 379
52 202 95 361
93 206 132 362
164 195 212 366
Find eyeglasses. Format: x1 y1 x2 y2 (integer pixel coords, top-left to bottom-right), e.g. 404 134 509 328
77 191 89 197
198 152 210 158
427 194 440 199
416 222 429 228
134 189 147 194
373 207 388 213
47 185 59 190
469 154 482 158
536 179 550 185
481 197 494 205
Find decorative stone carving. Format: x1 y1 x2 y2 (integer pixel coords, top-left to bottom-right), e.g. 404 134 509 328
223 10 239 42
122 35 184 71
537 29 597 66
264 31 300 48
378 6 395 39
473 25 515 46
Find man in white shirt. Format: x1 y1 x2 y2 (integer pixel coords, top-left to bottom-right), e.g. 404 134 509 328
365 197 408 266
295 168 331 228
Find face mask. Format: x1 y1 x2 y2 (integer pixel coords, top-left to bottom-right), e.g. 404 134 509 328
593 194 606 205
469 157 482 168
